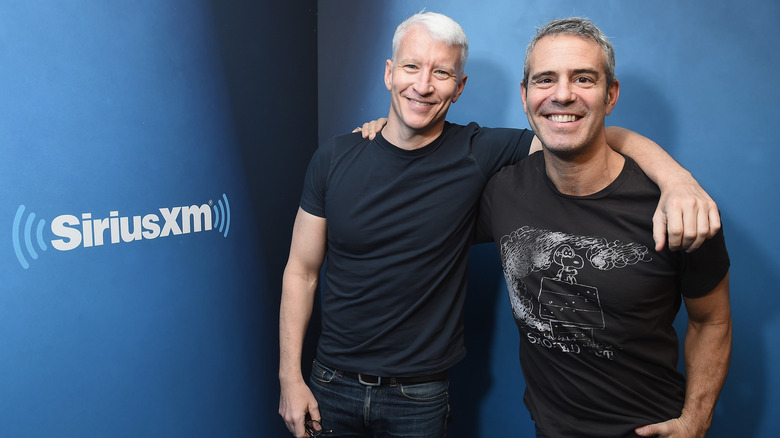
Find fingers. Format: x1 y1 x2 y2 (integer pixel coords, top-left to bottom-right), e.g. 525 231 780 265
707 203 722 238
684 205 711 253
654 174 722 253
656 197 722 253
352 118 388 140
352 124 372 140
279 390 320 438
679 199 701 252
353 123 377 140
664 207 685 252
308 404 322 425
290 413 311 438
635 419 675 437
652 208 668 252
364 121 377 140
682 198 721 253
280 407 306 437
634 424 661 437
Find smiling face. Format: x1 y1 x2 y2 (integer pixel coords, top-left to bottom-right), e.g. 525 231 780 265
383 25 467 147
521 34 619 158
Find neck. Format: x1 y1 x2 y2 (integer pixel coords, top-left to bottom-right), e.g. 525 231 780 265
382 115 445 151
543 143 625 196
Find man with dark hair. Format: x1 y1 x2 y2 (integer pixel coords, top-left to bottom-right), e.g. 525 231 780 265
479 17 731 437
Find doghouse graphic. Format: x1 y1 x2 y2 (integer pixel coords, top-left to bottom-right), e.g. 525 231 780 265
538 244 605 341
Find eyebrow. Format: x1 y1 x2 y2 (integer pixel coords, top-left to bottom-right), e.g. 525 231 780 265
530 68 601 81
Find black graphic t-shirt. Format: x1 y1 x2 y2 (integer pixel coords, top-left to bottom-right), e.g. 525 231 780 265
478 152 730 437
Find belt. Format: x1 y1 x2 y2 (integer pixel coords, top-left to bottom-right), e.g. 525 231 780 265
340 370 448 387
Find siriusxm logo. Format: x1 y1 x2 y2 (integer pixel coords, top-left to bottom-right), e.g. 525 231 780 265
11 193 231 269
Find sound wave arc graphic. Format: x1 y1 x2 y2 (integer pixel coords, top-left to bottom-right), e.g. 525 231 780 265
12 205 48 269
212 193 231 238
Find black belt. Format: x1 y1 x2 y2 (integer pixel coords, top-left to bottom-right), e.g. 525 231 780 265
340 370 448 386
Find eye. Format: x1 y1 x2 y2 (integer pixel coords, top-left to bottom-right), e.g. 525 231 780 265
433 69 454 80
533 77 554 88
575 76 596 85
402 64 419 72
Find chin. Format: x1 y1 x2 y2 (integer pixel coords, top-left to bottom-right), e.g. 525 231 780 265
543 142 584 158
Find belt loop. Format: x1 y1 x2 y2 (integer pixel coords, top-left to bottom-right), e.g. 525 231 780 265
358 374 381 386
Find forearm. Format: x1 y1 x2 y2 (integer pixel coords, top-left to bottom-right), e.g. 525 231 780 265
279 270 318 385
605 126 693 189
680 316 732 433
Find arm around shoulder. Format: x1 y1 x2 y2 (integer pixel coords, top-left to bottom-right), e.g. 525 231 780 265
604 126 721 253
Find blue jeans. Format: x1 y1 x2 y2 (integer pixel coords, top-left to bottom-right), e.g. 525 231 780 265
308 359 450 437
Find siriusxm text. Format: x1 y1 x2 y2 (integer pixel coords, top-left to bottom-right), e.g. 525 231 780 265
51 205 213 251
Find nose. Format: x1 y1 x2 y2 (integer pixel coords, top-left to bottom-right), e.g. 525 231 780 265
552 81 575 104
412 72 434 95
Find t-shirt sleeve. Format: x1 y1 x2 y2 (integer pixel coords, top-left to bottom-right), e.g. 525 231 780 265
679 226 730 298
475 175 497 244
299 143 331 218
471 126 535 177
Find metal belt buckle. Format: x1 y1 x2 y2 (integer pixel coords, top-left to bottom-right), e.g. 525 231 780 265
358 374 381 386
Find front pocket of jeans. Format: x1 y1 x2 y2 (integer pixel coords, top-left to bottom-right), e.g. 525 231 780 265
399 380 449 402
310 360 337 384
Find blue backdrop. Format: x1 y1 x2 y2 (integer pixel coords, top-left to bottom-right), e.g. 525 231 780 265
318 1 780 437
2 1 777 437
1 1 316 436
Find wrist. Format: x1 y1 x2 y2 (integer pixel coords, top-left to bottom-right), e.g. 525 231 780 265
657 168 694 191
279 368 305 386
679 405 713 436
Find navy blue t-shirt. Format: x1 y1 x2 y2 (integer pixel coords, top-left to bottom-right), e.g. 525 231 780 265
301 122 533 376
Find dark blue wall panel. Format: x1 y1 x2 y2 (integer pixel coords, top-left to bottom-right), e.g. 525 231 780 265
318 1 780 437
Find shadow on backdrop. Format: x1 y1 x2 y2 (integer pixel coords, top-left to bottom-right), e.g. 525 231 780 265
447 56 516 437
706 215 774 438
608 71 675 150
209 1 317 435
451 244 507 437
317 2 394 144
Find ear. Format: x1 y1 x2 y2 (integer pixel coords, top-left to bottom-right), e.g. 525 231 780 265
520 82 529 115
450 74 468 103
605 79 620 115
384 59 393 91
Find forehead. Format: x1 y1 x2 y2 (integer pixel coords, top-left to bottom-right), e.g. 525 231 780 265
396 26 462 68
527 35 606 75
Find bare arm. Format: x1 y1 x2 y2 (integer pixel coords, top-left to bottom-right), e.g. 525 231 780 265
279 208 327 438
529 135 543 154
353 122 719 252
636 272 732 438
355 118 545 154
605 126 721 253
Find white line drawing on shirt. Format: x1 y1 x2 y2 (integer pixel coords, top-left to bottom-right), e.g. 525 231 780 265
499 226 651 357
540 243 603 341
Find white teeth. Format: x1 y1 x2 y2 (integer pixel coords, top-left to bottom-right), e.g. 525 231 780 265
409 99 432 106
548 114 578 122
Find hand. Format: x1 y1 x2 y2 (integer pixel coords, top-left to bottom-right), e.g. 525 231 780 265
652 175 721 253
279 379 321 438
352 118 388 140
635 414 707 438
